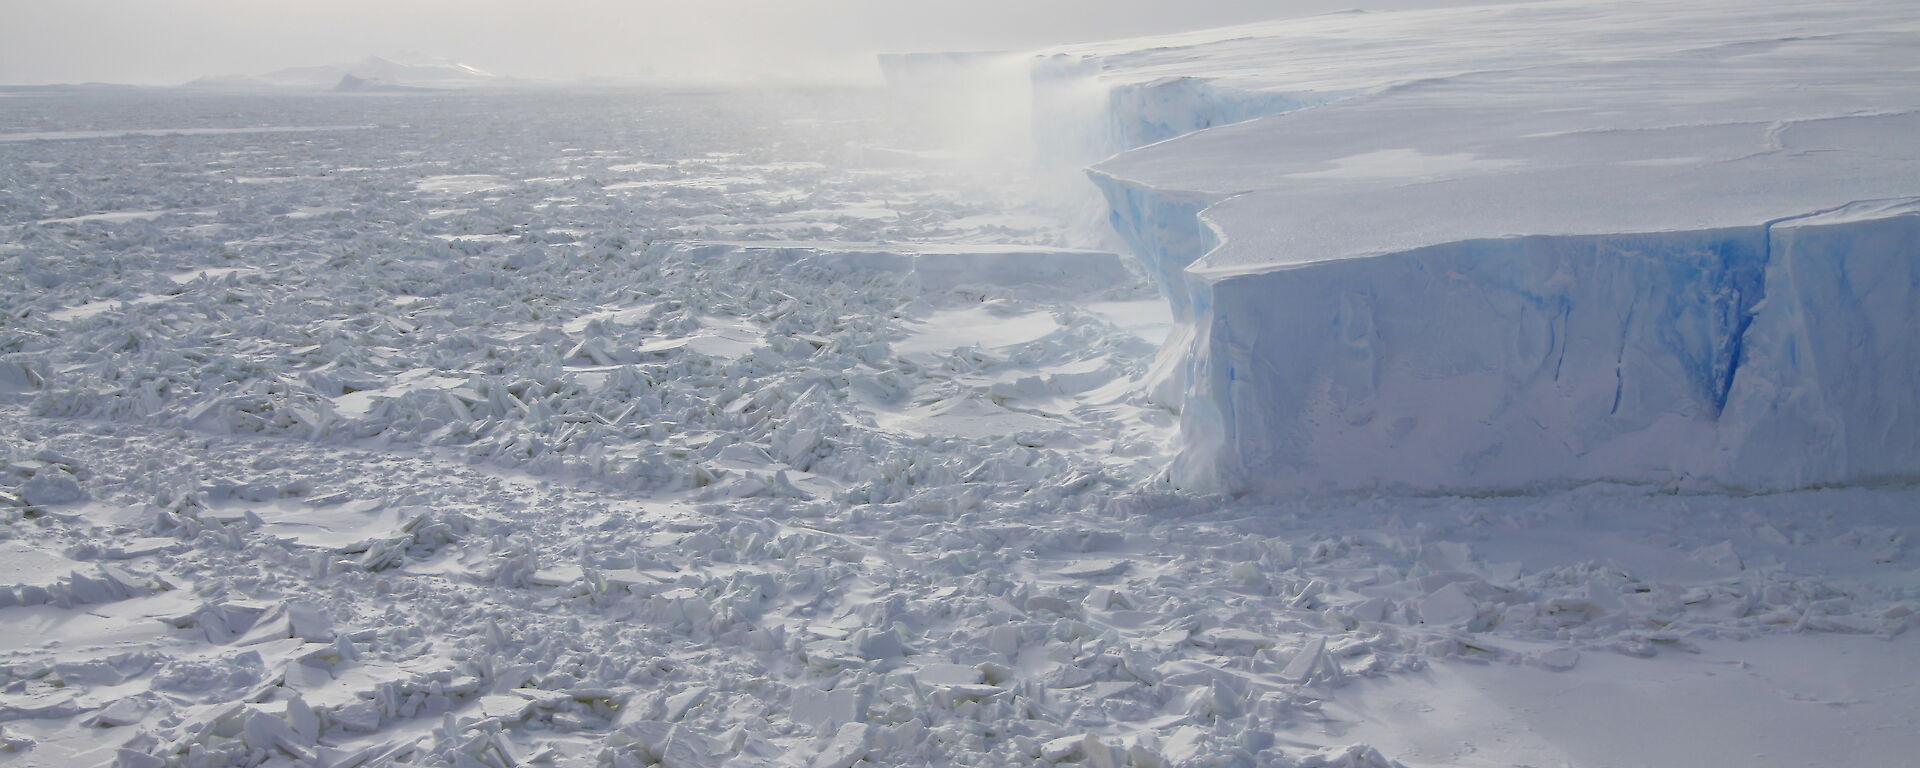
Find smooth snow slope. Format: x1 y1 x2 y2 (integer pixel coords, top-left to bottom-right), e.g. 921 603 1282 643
1060 0 1920 494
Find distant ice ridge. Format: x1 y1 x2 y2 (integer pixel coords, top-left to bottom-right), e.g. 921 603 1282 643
990 0 1920 494
185 54 500 91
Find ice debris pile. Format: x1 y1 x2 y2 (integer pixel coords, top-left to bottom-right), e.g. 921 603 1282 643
1023 0 1920 494
5 413 1917 767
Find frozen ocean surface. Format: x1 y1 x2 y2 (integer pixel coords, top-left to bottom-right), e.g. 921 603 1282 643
2 9 1919 767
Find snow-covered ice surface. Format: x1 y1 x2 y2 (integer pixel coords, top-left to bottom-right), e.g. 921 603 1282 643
1 39 1918 768
1063 0 1920 495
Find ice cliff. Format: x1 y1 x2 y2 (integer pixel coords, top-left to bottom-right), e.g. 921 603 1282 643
950 0 1920 494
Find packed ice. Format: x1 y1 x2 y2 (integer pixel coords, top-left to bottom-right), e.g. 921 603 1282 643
3 2 1919 767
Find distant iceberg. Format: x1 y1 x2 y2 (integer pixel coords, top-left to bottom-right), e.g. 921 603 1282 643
186 54 500 91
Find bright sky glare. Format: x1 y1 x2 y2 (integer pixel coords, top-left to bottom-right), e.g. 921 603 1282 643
0 0 1497 85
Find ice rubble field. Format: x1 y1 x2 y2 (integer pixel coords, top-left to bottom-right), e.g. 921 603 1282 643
2 9 1920 768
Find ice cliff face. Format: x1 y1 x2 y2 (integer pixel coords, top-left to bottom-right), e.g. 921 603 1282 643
1173 207 1920 494
1718 201 1920 489
1022 0 1920 494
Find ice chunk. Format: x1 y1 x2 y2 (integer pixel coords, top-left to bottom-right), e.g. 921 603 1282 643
330 369 466 417
1692 541 1744 572
234 499 400 550
1041 735 1119 766
0 361 39 394
811 722 870 768
90 698 145 727
914 663 983 687
233 600 334 644
1276 637 1343 685
1054 558 1129 580
1530 647 1581 672
330 700 382 732
19 470 85 506
791 685 865 730
1417 583 1479 628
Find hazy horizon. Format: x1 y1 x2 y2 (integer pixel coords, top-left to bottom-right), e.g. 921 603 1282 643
0 0 1507 86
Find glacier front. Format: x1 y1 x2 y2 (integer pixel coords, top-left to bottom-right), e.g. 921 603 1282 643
1039 0 1920 494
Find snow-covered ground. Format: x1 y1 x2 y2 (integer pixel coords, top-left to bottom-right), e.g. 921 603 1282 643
3 12 1919 768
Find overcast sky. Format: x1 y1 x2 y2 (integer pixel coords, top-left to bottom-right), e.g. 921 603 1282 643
0 0 1494 86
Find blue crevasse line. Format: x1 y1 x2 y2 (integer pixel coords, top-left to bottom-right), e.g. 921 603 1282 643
1651 235 1768 417
1611 295 1635 416
1712 229 1766 416
1713 237 1768 415
1552 301 1571 382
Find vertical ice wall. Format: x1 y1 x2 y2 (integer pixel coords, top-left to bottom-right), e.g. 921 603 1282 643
1167 204 1920 494
1040 4 1920 495
1715 201 1920 489
1079 173 1226 405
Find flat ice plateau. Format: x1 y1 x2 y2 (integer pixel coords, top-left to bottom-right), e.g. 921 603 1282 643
2 5 1919 768
1059 0 1920 494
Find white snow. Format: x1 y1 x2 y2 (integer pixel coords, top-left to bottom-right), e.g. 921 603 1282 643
413 174 512 194
0 542 78 587
1083 300 1174 344
894 307 1060 358
1328 634 1920 767
0 13 1916 768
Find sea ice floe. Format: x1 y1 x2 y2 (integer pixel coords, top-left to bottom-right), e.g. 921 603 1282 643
414 174 512 194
